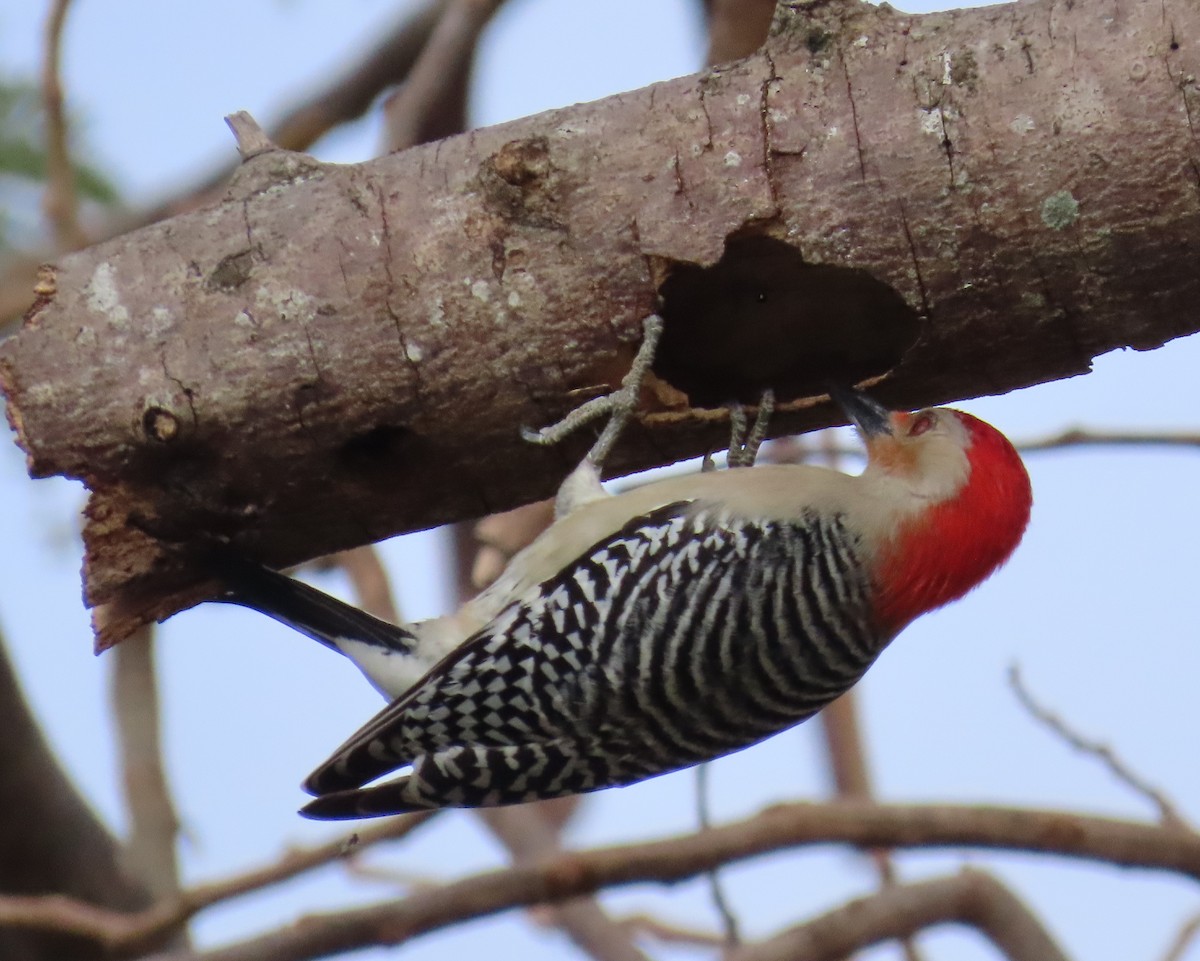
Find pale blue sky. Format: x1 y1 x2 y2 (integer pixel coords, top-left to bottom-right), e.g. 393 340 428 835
1 2 1198 959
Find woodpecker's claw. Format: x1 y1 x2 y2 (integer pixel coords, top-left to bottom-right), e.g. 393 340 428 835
522 314 663 469
727 389 775 469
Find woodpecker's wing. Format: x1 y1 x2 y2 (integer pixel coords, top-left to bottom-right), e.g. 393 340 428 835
300 498 882 818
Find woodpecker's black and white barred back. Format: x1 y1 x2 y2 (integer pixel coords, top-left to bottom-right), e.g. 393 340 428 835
302 501 875 815
211 314 1032 819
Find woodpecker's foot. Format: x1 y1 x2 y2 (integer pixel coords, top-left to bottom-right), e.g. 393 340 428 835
727 389 775 468
522 314 663 470
553 459 608 518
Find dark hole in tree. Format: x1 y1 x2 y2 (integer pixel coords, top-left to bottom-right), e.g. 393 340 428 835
654 234 920 407
338 424 415 470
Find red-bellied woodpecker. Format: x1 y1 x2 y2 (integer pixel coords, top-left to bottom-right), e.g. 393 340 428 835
214 316 1032 818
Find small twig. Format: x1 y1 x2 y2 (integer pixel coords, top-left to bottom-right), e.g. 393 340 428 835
1160 910 1200 961
726 868 1071 961
1009 664 1189 829
696 764 742 945
471 499 555 589
40 0 87 251
333 545 402 623
1015 427 1200 452
613 912 723 948
110 624 185 907
381 0 508 153
224 111 279 160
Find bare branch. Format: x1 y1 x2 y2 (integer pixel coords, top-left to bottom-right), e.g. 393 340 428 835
9 801 1192 960
0 813 433 953
40 0 86 251
705 0 775 65
1160 910 1200 961
479 807 650 961
332 546 401 623
695 764 741 945
612 913 723 948
727 868 1070 961
1015 428 1200 452
1009 665 1188 829
109 624 184 903
472 500 555 590
381 0 508 153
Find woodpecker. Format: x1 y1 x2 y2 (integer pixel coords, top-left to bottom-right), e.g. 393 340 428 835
213 322 1031 818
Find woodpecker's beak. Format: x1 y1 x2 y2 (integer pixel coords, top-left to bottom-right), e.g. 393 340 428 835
830 386 893 438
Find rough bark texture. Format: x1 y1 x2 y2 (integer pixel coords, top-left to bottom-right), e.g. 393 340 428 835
2 0 1199 647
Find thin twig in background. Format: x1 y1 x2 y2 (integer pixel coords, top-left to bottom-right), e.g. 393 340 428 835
1009 664 1189 829
381 0 509 153
333 545 402 622
1015 427 1200 452
726 869 1070 961
695 763 742 945
613 913 723 948
1160 910 1200 961
110 625 185 909
40 0 86 251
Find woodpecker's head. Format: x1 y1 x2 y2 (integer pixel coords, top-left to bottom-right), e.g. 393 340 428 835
833 387 1032 635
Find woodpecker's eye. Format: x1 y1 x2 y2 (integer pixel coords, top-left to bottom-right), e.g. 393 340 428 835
908 412 935 437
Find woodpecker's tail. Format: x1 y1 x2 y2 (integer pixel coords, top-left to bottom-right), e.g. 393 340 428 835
210 551 416 657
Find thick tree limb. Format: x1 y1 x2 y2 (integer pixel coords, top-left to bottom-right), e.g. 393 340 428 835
3 0 1200 647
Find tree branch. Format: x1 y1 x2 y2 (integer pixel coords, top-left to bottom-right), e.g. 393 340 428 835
109 624 185 906
39 0 86 251
727 868 1070 961
380 0 507 153
0 812 433 954
1009 665 1188 829
4 0 1200 648
3 801 1195 959
0 631 151 960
